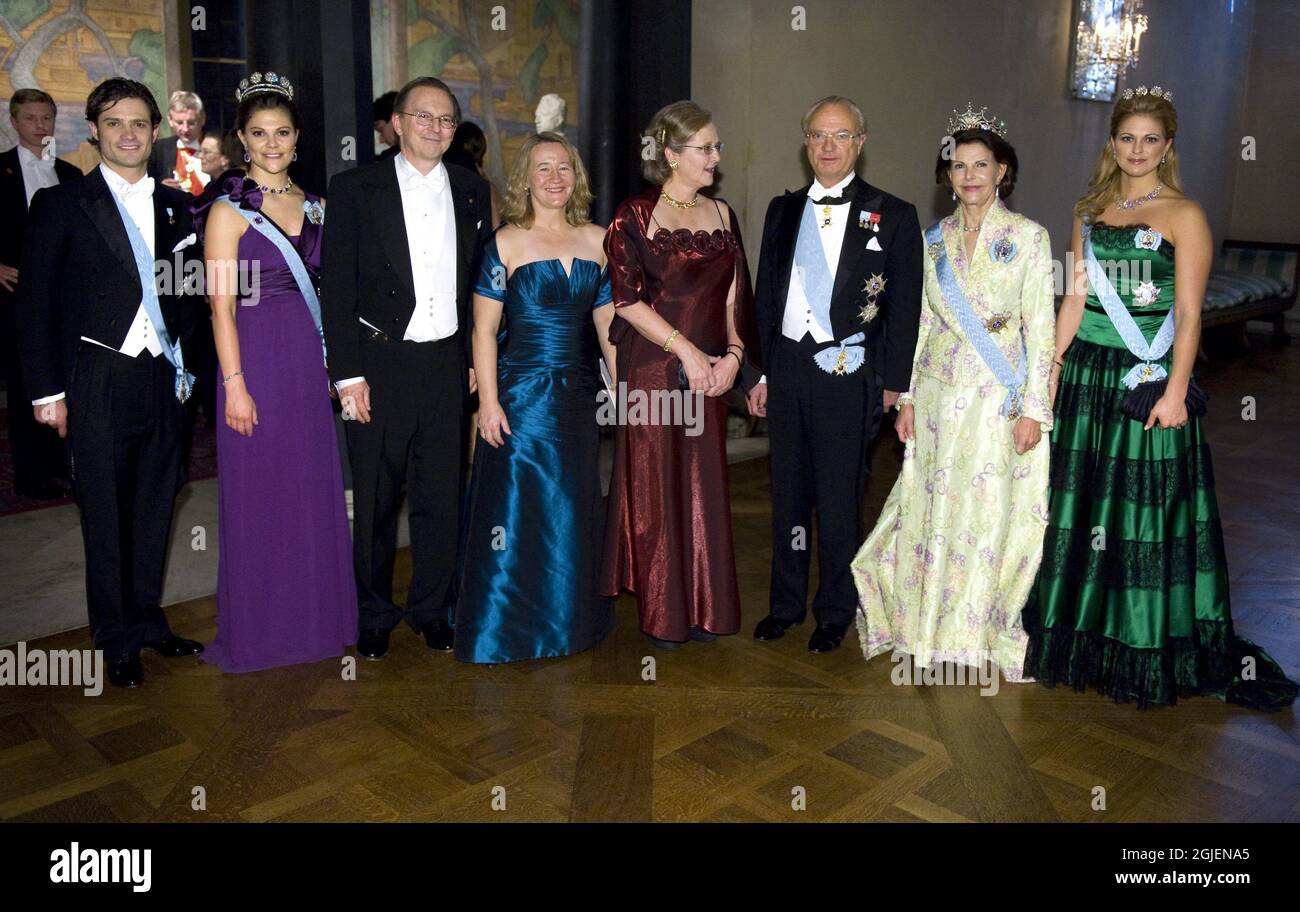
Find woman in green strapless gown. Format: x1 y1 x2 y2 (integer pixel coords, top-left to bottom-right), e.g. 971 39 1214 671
1022 88 1297 709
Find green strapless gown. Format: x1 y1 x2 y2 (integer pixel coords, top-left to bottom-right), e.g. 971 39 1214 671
1022 223 1297 709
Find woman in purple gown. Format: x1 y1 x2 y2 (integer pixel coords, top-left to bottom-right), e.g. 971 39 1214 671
192 74 356 672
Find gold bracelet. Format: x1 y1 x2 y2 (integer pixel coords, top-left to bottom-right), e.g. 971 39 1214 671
663 329 680 352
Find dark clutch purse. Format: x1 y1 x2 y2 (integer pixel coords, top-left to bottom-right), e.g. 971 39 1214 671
1118 378 1209 422
677 352 723 390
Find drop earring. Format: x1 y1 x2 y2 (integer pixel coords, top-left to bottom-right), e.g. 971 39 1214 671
243 152 250 163
952 191 956 201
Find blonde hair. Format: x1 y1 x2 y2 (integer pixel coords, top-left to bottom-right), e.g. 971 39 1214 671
642 100 712 185
501 131 593 229
168 90 204 115
1075 92 1183 221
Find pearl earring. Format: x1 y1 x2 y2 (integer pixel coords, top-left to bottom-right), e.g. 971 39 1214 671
952 191 956 201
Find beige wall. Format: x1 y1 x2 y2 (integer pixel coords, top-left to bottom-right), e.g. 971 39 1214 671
692 0 1282 264
1230 0 1300 242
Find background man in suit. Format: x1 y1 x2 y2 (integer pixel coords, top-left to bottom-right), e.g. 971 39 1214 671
747 96 923 654
373 90 399 162
1 88 82 499
322 76 492 659
147 89 208 196
18 78 205 687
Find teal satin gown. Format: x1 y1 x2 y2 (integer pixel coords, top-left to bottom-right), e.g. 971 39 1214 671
454 235 615 663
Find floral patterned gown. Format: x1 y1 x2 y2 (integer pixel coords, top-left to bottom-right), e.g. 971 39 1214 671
850 201 1056 679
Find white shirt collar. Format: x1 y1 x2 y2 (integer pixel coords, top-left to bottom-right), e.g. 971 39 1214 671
809 171 855 201
17 144 48 166
99 163 153 198
395 153 447 190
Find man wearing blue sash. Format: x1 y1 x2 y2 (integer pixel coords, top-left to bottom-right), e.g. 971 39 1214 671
747 96 923 654
17 78 205 688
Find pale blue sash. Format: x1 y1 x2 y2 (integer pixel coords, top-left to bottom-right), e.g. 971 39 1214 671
792 198 835 338
1081 221 1175 388
108 192 193 402
219 197 327 364
924 221 1026 418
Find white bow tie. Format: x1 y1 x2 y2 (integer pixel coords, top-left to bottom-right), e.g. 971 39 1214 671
402 169 446 194
119 176 155 202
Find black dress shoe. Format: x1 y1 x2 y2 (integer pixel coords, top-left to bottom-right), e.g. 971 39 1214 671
689 626 717 642
644 633 682 651
142 634 205 657
357 628 391 660
753 614 803 641
808 622 849 654
419 619 455 652
107 654 144 688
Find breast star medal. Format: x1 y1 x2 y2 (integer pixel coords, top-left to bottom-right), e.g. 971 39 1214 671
1132 280 1161 308
859 273 887 324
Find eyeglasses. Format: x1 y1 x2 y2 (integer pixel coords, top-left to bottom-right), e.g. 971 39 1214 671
804 131 863 144
396 110 458 131
679 142 724 156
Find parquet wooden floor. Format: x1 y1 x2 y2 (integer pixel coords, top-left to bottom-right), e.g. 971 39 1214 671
1 332 1297 823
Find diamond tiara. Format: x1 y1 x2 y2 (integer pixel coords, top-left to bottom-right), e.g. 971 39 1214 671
947 102 1008 138
235 71 294 104
1120 85 1173 104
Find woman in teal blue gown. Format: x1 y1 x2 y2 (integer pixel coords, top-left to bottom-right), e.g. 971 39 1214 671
455 132 616 663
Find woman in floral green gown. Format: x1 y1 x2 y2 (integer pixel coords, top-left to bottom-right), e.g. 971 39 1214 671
852 110 1055 682
1022 86 1297 710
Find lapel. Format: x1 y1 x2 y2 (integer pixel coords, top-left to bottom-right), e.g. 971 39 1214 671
831 176 882 304
773 186 808 308
153 188 178 276
445 162 480 285
364 157 416 298
78 167 141 294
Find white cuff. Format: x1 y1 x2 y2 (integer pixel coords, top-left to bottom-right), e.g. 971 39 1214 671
334 377 365 392
757 374 767 386
32 392 66 406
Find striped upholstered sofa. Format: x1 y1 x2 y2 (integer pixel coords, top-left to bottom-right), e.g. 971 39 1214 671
1202 240 1299 335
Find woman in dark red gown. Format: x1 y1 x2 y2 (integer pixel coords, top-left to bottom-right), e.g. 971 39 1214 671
601 101 760 648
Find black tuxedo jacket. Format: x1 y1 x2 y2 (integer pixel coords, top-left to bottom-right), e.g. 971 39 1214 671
320 156 493 384
753 175 923 392
0 146 83 275
16 167 204 401
147 135 180 183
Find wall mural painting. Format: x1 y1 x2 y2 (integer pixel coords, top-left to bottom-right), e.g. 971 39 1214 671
1 0 167 171
371 0 581 191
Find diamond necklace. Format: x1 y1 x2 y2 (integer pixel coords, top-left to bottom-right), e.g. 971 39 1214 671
1117 182 1162 210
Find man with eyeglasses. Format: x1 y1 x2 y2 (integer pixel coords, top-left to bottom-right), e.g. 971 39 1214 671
321 75 492 660
747 95 922 654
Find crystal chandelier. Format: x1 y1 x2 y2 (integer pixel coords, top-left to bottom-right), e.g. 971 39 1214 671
1071 0 1149 101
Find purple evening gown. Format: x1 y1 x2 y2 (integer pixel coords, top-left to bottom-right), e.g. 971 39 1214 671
203 189 357 672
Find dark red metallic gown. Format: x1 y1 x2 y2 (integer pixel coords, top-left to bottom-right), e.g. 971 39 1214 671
600 186 759 642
